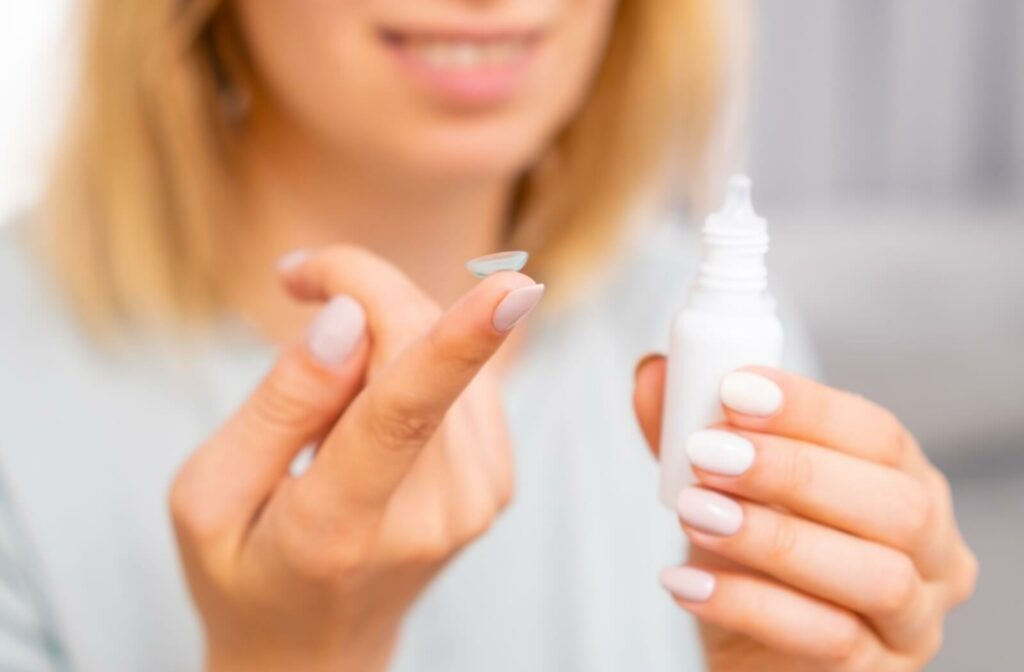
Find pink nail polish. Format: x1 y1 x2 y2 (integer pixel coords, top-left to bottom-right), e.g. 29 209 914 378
660 566 716 602
306 295 365 366
719 371 784 417
676 487 743 536
492 284 544 332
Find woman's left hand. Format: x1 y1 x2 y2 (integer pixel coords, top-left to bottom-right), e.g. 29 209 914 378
633 362 977 671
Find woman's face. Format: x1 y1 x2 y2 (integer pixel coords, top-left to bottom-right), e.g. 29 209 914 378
234 0 618 181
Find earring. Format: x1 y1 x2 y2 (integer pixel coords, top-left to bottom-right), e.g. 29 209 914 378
201 25 252 123
219 79 251 123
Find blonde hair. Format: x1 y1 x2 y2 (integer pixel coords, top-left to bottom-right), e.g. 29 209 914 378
41 0 723 332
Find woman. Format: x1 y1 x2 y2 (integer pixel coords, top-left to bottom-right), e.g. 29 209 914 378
0 0 975 670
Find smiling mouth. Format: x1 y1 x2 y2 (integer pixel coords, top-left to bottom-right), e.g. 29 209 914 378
379 29 542 105
382 32 535 70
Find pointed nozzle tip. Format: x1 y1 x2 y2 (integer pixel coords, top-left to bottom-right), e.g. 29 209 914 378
705 173 765 234
724 174 753 211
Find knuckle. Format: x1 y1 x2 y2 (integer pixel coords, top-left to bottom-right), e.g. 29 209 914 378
871 553 918 616
733 582 770 632
457 513 494 545
820 616 863 664
811 388 855 444
280 489 370 581
881 408 911 463
455 500 500 544
493 479 515 512
952 547 979 605
370 403 438 448
801 386 831 435
920 625 944 663
779 444 816 493
404 522 454 565
284 535 365 583
167 468 193 524
168 481 199 536
367 389 440 447
894 480 933 548
927 466 952 503
168 463 224 543
764 515 800 564
254 361 323 430
405 540 450 566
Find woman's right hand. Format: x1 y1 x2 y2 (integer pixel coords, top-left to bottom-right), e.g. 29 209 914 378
170 247 543 672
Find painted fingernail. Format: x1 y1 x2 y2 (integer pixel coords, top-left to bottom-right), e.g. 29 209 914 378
466 250 529 278
676 486 743 536
686 429 755 476
660 566 716 602
720 371 783 417
277 248 311 273
306 295 365 367
492 283 544 332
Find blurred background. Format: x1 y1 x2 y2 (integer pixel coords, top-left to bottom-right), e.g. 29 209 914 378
748 2 1023 670
1 1 1021 669
750 3 1022 670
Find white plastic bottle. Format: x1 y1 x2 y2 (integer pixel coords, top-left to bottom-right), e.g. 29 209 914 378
659 175 784 508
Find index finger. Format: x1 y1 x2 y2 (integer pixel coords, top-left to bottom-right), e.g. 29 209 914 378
303 271 544 512
719 367 928 473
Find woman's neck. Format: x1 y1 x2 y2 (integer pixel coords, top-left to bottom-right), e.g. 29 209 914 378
227 114 516 343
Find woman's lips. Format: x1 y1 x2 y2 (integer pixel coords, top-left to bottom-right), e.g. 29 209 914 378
380 30 540 107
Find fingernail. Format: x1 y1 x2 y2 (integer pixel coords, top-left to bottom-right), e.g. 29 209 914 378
306 295 365 367
660 566 716 602
277 248 311 273
492 283 544 332
676 487 743 536
686 429 755 476
720 371 783 417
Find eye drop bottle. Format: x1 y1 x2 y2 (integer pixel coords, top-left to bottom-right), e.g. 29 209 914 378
659 175 784 508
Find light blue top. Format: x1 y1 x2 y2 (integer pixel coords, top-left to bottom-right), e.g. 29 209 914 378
0 217 817 671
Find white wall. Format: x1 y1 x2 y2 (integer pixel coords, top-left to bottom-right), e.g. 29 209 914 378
0 2 73 222
749 0 1024 206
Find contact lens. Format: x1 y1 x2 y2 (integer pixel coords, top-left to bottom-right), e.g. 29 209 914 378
465 251 529 278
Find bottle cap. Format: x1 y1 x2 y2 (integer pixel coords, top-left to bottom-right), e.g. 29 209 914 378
704 174 767 238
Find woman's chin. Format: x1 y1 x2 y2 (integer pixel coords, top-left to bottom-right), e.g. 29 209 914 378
378 129 547 186
410 150 535 183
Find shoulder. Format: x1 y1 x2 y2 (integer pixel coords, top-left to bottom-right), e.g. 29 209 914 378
0 216 225 521
0 217 102 378
0 219 209 671
0 218 83 372
0 218 102 449
0 217 183 445
0 217 54 326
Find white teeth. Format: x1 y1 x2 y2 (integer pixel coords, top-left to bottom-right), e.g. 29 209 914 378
486 40 523 65
452 42 478 68
408 39 526 71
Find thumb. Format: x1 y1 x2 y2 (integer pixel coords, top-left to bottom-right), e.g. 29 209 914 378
633 353 667 458
171 295 368 547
